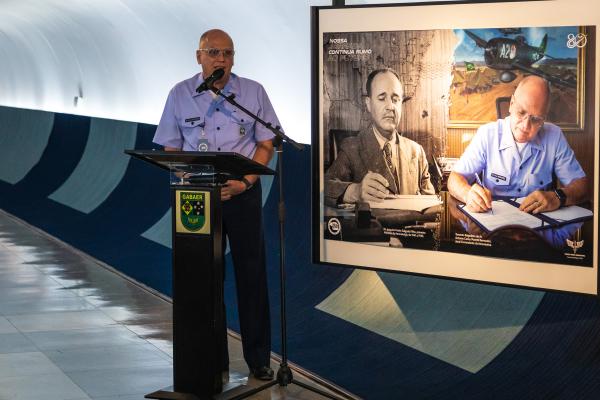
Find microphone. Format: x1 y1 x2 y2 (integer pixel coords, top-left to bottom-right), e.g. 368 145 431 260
195 69 225 93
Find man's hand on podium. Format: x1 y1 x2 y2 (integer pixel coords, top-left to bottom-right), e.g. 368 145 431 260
221 179 246 201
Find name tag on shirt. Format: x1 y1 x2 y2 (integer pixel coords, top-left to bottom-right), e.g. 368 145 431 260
491 173 507 181
185 117 204 126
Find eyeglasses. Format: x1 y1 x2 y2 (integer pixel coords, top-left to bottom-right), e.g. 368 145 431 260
513 109 545 127
198 48 235 58
511 97 546 127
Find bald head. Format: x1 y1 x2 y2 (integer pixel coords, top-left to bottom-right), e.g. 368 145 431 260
514 75 551 113
196 29 235 89
509 75 551 143
199 29 233 49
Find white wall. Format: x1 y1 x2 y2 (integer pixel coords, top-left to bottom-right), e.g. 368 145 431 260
0 0 332 143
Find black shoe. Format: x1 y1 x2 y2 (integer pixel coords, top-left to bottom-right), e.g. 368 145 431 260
250 366 274 381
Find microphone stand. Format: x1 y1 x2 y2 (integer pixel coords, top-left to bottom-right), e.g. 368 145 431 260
210 86 346 400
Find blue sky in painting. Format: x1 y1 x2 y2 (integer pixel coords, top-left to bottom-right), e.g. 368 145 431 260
454 26 580 62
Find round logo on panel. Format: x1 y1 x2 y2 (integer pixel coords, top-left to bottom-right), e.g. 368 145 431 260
327 218 341 236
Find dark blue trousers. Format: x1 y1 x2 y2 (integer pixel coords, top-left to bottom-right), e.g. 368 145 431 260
221 180 271 370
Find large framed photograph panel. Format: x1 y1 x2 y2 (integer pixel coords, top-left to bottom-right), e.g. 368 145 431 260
312 0 599 294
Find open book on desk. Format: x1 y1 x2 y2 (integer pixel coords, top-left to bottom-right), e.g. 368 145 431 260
458 199 593 234
368 195 442 212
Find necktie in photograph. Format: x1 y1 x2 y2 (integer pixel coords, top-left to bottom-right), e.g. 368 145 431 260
383 142 400 193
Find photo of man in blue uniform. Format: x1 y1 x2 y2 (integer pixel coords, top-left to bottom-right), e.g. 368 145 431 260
447 75 588 214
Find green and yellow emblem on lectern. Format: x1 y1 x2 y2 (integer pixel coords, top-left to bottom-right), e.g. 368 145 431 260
175 190 211 234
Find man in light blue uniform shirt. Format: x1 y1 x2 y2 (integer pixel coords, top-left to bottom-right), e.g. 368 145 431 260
154 65 278 159
448 75 588 214
153 29 278 381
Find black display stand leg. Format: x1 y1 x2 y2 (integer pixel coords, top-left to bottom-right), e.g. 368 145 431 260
227 143 346 400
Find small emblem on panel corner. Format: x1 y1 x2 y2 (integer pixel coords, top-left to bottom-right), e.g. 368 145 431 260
566 33 587 49
327 217 341 236
565 238 585 260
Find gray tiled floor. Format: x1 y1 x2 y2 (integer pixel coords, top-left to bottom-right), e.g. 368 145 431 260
0 316 19 334
7 310 118 332
24 326 151 351
0 351 64 377
44 343 172 372
0 332 38 353
67 365 174 398
0 210 351 400
0 373 91 400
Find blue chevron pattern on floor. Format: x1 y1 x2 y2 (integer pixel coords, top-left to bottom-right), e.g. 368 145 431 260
1 105 600 400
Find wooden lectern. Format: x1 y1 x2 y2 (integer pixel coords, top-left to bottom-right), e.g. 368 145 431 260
125 150 275 400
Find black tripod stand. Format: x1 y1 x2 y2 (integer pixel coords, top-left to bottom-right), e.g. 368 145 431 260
209 87 347 400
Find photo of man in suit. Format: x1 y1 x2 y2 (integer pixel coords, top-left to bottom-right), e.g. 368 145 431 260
325 68 435 207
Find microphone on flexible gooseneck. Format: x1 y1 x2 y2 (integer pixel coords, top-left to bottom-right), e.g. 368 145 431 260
195 68 225 93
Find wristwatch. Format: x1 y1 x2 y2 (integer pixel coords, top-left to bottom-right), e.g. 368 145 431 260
554 188 567 207
241 177 253 191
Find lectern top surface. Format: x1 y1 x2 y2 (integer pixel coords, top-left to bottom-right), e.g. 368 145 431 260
125 150 276 176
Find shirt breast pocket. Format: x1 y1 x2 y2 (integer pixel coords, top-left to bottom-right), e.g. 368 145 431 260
528 172 553 191
178 117 204 142
486 169 510 195
229 114 254 137
177 117 204 132
486 170 510 186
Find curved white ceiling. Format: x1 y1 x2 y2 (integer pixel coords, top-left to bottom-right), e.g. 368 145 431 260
0 0 332 143
0 0 453 144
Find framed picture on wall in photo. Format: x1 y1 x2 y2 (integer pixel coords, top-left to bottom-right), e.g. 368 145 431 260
311 0 600 295
448 25 587 131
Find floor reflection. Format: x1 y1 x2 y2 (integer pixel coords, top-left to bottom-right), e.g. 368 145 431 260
0 210 346 399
